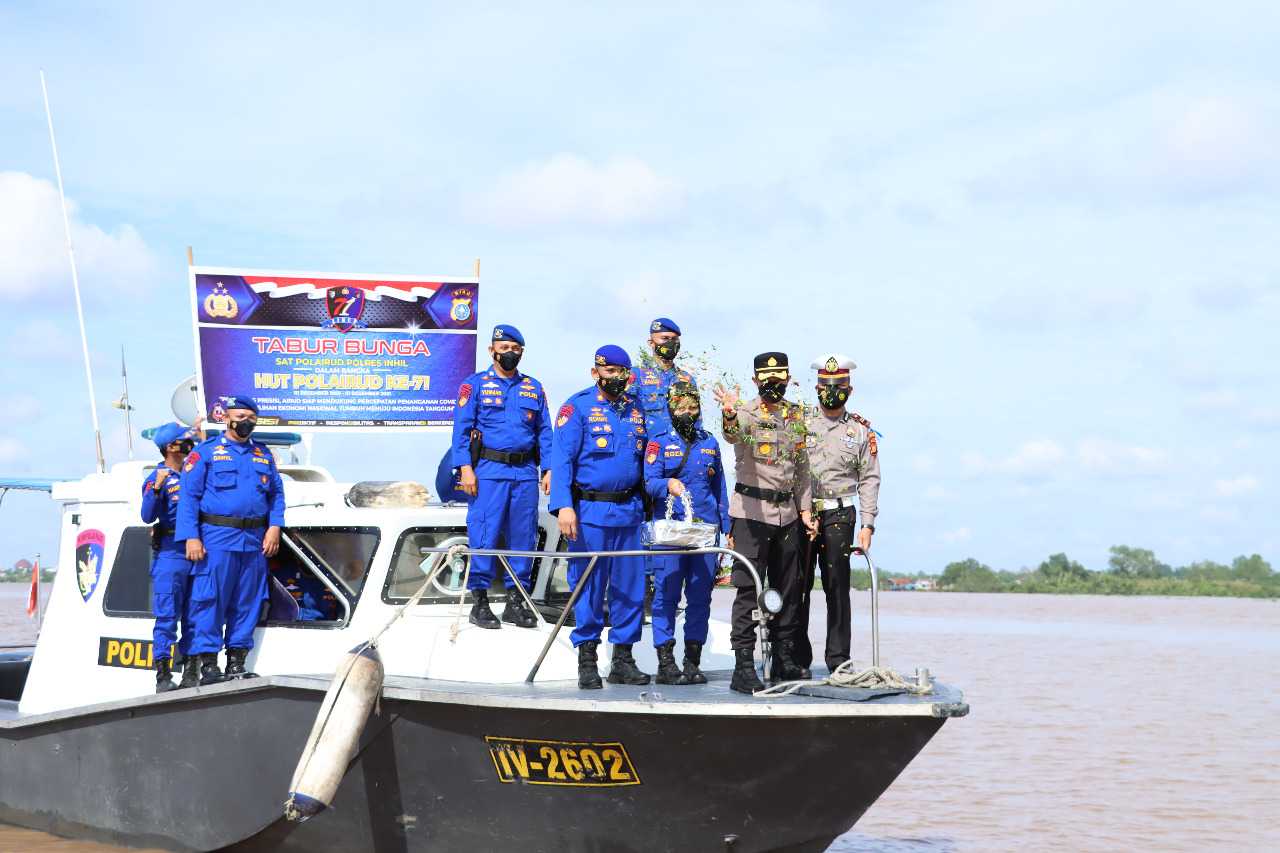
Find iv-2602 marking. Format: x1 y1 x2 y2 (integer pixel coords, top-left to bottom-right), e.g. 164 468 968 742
486 737 641 787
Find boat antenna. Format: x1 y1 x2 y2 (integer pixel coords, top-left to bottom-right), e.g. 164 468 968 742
40 69 105 474
110 347 135 461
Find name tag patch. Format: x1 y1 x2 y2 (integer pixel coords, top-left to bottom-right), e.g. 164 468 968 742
486 737 641 787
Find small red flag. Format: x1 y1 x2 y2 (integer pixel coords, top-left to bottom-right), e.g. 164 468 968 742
27 556 39 617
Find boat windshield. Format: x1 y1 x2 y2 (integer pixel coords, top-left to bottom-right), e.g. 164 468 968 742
383 527 561 606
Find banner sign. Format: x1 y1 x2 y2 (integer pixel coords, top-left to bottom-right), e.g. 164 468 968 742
189 267 478 431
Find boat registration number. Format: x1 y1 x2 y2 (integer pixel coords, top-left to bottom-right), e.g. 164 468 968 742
486 737 641 787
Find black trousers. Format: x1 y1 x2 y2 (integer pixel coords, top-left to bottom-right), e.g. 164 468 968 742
793 506 856 670
729 517 804 649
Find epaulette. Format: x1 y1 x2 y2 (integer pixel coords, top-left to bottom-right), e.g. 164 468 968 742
851 413 872 429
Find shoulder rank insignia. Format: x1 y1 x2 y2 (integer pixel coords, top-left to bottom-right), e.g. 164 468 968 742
851 413 871 429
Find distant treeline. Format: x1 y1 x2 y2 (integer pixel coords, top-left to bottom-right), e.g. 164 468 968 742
935 547 1278 598
0 569 57 583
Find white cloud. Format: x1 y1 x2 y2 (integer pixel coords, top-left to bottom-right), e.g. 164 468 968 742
1077 437 1173 477
919 484 956 503
937 526 971 544
463 154 683 231
0 438 29 466
1191 279 1261 312
961 440 1066 482
974 285 1147 331
1212 475 1260 500
1133 490 1189 513
910 454 937 476
0 172 160 303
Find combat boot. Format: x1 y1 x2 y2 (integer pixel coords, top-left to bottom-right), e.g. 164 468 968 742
769 639 811 682
730 648 765 695
682 640 708 685
654 640 688 685
606 643 651 685
154 657 178 693
468 589 501 629
224 647 257 679
178 654 200 689
500 592 538 628
197 652 225 686
577 641 602 690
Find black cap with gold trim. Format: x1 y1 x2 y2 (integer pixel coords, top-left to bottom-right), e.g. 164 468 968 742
753 352 789 379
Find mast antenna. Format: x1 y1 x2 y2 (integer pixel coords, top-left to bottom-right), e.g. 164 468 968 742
40 69 105 473
110 347 135 460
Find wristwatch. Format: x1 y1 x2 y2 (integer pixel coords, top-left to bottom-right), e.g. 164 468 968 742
861 524 875 533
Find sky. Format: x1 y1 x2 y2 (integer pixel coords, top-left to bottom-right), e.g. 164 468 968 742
0 1 1276 574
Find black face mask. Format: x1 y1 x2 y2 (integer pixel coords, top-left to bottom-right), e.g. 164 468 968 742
598 375 628 398
818 386 851 410
175 441 195 455
495 350 522 372
671 411 698 437
229 419 256 439
759 380 787 404
654 338 680 361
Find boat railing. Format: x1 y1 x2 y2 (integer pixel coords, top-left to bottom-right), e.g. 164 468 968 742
851 547 880 668
418 545 780 683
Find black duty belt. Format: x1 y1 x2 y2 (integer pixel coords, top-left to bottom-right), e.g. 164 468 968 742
154 526 177 537
735 482 793 504
199 512 269 529
479 446 537 465
572 482 641 503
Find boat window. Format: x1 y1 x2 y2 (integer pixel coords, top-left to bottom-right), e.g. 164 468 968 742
265 527 379 628
537 535 573 603
383 526 511 604
102 527 155 618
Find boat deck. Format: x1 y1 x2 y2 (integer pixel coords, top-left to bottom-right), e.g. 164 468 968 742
0 665 966 728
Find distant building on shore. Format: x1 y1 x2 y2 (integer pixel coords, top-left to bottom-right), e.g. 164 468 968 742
886 577 935 591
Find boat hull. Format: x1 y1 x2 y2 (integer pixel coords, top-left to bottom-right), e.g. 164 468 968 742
0 677 954 853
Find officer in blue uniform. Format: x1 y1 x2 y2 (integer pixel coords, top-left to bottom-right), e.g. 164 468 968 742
451 325 553 629
270 556 341 621
141 421 201 692
434 448 472 505
176 396 286 685
642 383 730 685
550 345 651 689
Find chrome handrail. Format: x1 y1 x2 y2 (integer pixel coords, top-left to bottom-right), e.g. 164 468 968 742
418 546 773 682
851 548 879 668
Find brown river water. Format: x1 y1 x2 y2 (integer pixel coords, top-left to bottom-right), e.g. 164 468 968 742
2 584 1277 852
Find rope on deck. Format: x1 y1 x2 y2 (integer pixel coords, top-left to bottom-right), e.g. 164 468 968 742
754 659 932 698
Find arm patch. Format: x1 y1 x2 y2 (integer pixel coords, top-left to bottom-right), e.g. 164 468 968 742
556 404 575 427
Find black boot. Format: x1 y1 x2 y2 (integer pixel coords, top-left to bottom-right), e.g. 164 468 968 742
154 657 178 693
682 641 708 685
607 643 651 685
198 652 225 686
224 647 257 679
178 654 200 689
769 639 811 682
730 648 765 695
500 591 538 628
577 641 602 690
468 589 501 629
654 640 687 685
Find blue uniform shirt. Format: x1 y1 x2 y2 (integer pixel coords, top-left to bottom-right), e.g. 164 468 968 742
451 366 553 481
643 426 731 534
549 387 647 527
627 362 698 435
271 561 341 621
434 450 471 503
140 464 185 556
175 434 287 551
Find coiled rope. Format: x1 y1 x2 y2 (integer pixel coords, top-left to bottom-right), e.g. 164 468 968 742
754 659 932 698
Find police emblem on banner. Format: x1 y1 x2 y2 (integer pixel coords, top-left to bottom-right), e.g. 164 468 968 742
75 529 106 602
449 288 475 325
324 287 366 332
203 282 239 319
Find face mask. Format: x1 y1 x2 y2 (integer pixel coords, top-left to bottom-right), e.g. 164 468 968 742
759 380 787 404
598 375 628 397
230 419 256 439
818 386 851 409
671 412 698 435
495 350 522 372
654 338 680 361
175 441 195 455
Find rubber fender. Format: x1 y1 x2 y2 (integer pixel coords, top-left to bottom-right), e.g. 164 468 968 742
284 644 385 821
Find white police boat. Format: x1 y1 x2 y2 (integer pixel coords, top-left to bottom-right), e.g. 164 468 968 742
0 435 967 853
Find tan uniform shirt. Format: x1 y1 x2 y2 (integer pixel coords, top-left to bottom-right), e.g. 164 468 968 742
805 410 880 527
722 396 812 526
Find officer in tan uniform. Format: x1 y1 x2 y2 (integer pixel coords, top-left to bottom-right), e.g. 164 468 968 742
713 352 815 693
793 353 880 674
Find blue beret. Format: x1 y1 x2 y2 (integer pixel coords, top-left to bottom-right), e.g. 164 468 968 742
594 345 632 369
650 317 680 335
492 324 525 347
152 422 198 450
226 395 259 414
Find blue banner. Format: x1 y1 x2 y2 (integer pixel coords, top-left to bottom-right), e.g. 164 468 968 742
190 268 479 430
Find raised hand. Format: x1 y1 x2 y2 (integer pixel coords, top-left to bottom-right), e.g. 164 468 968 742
712 382 741 416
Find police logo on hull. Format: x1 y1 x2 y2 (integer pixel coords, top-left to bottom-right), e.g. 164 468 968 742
75 529 106 601
324 286 366 332
486 737 641 787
